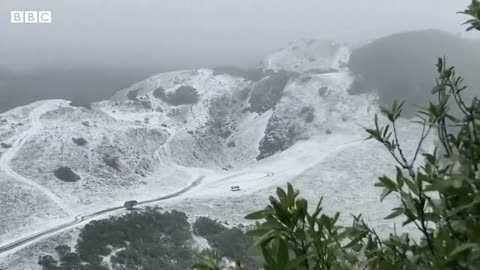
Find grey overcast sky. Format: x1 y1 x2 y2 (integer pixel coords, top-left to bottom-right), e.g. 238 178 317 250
0 0 476 71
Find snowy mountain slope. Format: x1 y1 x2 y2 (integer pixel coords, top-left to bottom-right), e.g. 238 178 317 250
0 40 432 267
263 39 350 73
0 176 71 244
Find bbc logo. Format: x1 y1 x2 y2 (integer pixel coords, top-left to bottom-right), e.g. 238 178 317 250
11 11 52 24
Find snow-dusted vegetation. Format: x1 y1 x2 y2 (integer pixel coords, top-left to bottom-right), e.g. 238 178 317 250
0 38 436 269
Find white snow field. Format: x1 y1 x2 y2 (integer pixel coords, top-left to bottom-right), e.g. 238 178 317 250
0 40 432 269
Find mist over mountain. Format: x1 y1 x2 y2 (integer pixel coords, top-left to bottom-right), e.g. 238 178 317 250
348 29 480 115
3 29 479 115
0 66 195 113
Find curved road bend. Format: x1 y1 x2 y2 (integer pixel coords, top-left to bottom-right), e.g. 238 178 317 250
0 177 203 255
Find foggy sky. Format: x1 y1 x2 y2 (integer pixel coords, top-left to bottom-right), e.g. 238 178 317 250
0 0 475 71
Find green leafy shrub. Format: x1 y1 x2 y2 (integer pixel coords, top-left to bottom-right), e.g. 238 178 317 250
53 166 80 182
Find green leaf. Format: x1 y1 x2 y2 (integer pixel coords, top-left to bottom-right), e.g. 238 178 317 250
261 244 277 268
253 231 278 247
404 178 419 195
432 85 444 94
287 183 295 206
295 198 308 214
245 210 268 220
395 167 404 189
423 212 440 223
276 187 288 207
402 217 415 226
450 243 478 257
343 232 367 249
247 228 273 237
384 208 404 219
277 239 289 267
376 176 397 191
294 230 307 241
286 255 308 270
380 189 392 202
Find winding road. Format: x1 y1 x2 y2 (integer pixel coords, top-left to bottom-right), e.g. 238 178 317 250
0 101 202 256
0 177 203 255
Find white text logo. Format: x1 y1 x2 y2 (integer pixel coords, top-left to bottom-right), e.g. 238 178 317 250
11 11 52 24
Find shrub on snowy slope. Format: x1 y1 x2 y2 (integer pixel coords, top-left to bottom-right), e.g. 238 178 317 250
248 71 292 114
206 95 237 139
53 166 80 182
152 87 166 99
72 137 88 146
153 85 199 106
257 103 312 160
166 86 199 106
257 114 302 160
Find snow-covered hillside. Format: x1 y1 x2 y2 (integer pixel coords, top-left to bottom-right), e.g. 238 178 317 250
263 39 350 73
0 40 432 268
